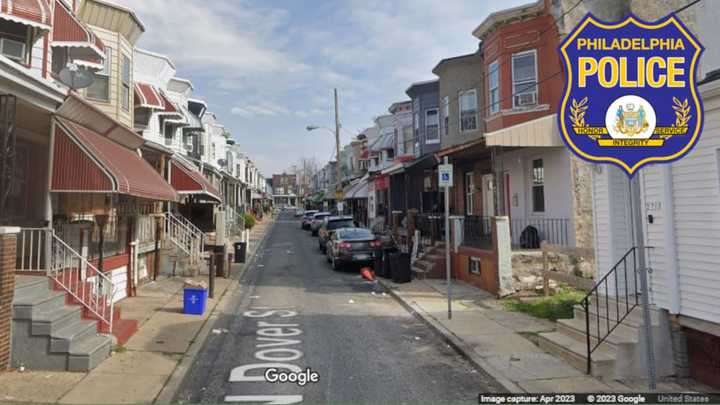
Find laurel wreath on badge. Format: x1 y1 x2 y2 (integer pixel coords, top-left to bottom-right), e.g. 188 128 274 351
570 96 692 140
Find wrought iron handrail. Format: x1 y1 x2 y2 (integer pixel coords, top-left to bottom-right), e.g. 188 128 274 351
18 228 115 332
165 212 203 265
581 246 646 374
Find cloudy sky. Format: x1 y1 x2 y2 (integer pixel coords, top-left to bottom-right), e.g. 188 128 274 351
122 0 528 175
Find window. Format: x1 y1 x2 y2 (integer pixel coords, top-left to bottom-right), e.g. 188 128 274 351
488 60 500 114
121 54 131 111
465 172 475 215
0 38 26 62
532 159 545 213
87 47 112 102
459 89 478 131
469 257 481 275
425 108 439 143
403 125 413 155
442 96 449 136
512 50 538 107
386 148 395 160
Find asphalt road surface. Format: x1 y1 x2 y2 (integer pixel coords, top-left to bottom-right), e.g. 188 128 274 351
174 211 501 404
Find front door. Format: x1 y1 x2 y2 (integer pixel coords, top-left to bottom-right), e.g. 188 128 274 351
482 174 495 217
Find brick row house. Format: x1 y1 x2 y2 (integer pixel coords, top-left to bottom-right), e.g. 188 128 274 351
0 0 266 372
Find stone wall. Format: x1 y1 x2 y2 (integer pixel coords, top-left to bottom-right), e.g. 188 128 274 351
0 228 19 369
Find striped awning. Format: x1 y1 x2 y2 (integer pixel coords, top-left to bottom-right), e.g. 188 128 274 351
134 82 164 109
169 156 221 203
51 0 105 69
0 0 51 30
52 117 178 202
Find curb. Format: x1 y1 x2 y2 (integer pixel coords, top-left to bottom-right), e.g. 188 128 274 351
154 219 276 404
377 278 525 394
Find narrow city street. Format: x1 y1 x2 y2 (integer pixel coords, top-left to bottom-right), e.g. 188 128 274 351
174 211 501 404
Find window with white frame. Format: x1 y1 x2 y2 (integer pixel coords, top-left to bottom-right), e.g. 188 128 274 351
465 172 475 215
512 50 538 108
488 60 500 114
532 159 545 213
0 37 26 63
87 47 112 102
121 53 131 111
459 89 478 131
442 96 449 136
425 108 439 143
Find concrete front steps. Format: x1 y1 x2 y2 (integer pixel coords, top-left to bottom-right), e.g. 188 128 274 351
412 242 447 279
12 276 136 371
536 295 667 378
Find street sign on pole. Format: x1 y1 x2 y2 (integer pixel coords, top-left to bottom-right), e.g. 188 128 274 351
438 163 453 188
441 157 453 319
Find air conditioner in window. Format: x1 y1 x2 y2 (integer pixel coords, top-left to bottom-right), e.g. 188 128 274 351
1 38 25 62
515 92 537 107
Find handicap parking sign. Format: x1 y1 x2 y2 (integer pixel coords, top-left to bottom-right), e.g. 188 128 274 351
438 164 453 188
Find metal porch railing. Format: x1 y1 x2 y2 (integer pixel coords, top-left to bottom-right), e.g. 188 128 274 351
510 217 570 248
463 215 492 249
17 228 115 333
581 246 645 375
165 212 204 266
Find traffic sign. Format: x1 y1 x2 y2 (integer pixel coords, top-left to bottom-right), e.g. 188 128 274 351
438 164 453 188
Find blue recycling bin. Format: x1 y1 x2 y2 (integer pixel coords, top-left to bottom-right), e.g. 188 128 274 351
183 288 208 315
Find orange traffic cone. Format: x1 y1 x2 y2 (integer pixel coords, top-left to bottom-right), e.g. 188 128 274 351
360 267 375 282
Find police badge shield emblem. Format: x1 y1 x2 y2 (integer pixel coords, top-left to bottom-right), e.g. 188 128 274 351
558 14 704 176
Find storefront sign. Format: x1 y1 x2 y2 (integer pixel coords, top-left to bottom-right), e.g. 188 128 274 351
558 14 704 175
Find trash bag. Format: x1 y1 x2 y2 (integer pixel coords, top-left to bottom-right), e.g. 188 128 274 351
519 225 540 249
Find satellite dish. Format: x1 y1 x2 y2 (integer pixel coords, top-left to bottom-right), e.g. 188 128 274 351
58 63 95 90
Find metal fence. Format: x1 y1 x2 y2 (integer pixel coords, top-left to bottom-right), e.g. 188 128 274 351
417 213 444 245
463 215 492 249
510 217 570 248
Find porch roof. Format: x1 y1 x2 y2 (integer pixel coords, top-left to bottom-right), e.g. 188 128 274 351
52 0 106 68
0 0 51 30
169 156 222 203
344 176 369 199
484 114 563 147
52 117 179 201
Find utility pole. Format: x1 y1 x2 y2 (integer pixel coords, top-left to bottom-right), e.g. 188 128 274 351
334 88 343 215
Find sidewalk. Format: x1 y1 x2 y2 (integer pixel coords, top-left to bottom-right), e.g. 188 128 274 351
378 278 704 394
0 215 274 404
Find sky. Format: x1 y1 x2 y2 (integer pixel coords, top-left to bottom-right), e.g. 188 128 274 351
121 0 530 176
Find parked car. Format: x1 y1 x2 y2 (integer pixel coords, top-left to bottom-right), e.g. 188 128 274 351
301 210 318 230
318 216 356 253
310 212 332 236
326 228 381 270
295 209 305 217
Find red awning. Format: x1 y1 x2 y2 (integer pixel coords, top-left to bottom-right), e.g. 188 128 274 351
52 117 178 202
0 0 51 30
134 82 164 109
159 90 179 114
51 0 105 68
169 157 222 202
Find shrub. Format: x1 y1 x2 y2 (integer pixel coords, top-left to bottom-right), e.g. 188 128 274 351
243 213 256 229
502 285 585 321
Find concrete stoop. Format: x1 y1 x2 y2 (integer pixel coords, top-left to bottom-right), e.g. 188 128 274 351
12 277 112 372
411 242 447 279
537 296 674 379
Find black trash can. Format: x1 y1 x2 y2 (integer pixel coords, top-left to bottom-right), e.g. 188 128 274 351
373 249 385 277
233 242 247 263
382 247 399 279
392 252 412 283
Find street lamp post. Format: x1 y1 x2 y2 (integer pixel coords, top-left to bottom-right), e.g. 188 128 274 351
306 88 343 215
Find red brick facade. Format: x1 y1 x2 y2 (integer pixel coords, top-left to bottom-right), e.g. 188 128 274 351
482 13 563 133
0 231 18 369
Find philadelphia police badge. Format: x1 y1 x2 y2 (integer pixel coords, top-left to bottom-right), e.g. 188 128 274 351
558 14 704 175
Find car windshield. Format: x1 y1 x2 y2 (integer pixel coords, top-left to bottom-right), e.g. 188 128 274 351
338 228 374 240
327 220 354 230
